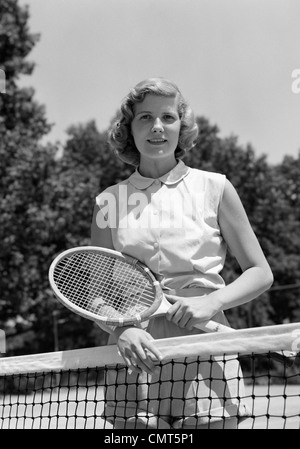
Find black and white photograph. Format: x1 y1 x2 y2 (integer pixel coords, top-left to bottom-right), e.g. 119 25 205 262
0 0 300 433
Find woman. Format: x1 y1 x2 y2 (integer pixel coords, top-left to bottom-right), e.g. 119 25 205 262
91 78 273 429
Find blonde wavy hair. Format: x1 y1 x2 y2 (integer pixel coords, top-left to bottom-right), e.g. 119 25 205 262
108 78 199 166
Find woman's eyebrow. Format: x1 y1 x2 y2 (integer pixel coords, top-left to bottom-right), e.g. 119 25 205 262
135 110 151 115
135 110 176 116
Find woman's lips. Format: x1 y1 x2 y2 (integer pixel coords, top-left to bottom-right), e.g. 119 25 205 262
147 139 167 145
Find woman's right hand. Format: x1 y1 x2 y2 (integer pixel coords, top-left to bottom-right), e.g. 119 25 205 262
113 326 162 375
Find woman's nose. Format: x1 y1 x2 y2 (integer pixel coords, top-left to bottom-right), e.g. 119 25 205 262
151 118 164 133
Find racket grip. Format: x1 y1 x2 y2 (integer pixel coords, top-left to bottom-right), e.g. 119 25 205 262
195 320 234 333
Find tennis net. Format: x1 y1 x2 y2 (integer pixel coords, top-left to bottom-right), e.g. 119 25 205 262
0 323 300 429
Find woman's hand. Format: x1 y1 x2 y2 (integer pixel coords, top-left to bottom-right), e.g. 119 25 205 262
164 293 222 331
113 326 163 375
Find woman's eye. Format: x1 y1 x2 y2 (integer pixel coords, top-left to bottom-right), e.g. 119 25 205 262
163 114 176 121
140 114 151 120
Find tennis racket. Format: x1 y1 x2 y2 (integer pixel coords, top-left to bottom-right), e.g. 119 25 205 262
48 246 228 332
48 246 295 365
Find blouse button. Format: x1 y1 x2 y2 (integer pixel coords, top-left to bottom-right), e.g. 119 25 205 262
153 242 159 249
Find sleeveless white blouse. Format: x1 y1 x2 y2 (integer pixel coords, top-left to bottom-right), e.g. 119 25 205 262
95 160 227 291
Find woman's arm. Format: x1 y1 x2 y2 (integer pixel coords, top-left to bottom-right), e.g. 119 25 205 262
214 178 274 310
165 179 273 329
91 204 114 249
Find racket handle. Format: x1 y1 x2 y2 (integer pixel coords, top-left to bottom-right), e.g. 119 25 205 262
195 320 234 333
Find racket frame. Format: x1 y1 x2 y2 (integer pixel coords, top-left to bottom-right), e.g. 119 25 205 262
49 246 164 326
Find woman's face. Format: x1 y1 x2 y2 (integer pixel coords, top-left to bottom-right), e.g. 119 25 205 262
131 94 181 163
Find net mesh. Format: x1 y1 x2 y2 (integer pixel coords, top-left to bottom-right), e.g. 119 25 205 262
1 324 300 429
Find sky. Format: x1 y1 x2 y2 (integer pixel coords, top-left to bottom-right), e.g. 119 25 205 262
18 0 300 164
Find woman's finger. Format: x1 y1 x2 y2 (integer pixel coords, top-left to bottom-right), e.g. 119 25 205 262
120 335 162 375
137 342 162 373
164 295 181 320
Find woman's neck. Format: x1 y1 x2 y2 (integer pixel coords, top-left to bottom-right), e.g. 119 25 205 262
138 157 177 179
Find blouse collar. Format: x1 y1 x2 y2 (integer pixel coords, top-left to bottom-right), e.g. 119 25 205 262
128 160 190 190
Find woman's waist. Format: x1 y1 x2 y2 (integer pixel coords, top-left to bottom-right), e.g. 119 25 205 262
158 274 225 293
163 286 217 297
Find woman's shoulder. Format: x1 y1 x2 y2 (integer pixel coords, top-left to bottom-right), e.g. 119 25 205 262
185 166 226 208
187 166 226 185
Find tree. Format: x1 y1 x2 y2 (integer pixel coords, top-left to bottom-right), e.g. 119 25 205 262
0 1 132 355
267 154 300 323
0 0 50 140
0 0 55 354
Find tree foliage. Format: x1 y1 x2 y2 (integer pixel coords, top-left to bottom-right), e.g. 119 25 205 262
1 0 299 356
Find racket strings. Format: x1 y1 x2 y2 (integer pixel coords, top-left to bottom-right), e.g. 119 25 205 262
53 251 156 320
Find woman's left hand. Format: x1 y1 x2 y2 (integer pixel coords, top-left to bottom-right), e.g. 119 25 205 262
164 293 221 331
